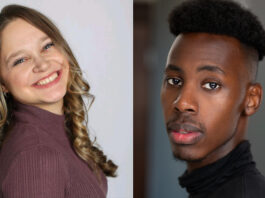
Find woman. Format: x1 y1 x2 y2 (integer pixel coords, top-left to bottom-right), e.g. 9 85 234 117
0 4 117 198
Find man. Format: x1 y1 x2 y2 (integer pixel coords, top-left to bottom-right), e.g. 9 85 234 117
160 0 265 197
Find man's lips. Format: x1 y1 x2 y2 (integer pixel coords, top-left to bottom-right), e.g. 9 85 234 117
167 123 203 134
167 123 204 145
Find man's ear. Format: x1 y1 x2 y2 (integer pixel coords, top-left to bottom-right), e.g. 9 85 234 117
244 83 262 116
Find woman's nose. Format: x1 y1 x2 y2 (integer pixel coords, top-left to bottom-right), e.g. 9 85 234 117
32 56 49 73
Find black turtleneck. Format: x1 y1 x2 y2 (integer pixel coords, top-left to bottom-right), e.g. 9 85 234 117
179 141 265 198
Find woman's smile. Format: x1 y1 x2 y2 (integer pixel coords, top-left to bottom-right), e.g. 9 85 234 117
0 18 69 114
33 70 62 88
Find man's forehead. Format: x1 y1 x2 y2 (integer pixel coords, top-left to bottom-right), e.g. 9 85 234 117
167 33 248 70
164 33 258 84
170 33 244 55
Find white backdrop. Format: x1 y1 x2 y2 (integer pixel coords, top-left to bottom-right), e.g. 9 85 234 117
0 1 133 198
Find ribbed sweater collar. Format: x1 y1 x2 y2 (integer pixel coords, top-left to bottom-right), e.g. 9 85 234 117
12 100 67 143
178 141 255 196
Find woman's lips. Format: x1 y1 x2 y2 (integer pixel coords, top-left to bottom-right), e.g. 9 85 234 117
32 70 62 89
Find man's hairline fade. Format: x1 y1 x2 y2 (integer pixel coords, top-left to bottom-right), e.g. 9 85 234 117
168 0 265 81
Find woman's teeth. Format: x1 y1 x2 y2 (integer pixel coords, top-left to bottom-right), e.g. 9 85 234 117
37 72 58 85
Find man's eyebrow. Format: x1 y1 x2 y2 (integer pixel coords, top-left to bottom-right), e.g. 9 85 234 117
164 64 183 73
197 65 226 75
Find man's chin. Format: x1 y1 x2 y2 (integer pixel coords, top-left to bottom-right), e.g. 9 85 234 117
172 151 206 163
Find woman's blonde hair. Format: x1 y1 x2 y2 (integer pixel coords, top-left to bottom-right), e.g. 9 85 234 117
0 4 117 177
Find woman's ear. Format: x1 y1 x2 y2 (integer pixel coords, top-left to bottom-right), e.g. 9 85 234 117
244 83 262 116
0 83 8 94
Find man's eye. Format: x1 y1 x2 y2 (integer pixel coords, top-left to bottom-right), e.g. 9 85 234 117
167 78 183 86
43 42 54 50
202 82 220 90
13 58 25 66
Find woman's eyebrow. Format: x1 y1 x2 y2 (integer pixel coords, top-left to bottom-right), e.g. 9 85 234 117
5 35 51 65
40 35 50 42
6 50 25 65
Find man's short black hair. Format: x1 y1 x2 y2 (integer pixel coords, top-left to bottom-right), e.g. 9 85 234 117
169 0 265 61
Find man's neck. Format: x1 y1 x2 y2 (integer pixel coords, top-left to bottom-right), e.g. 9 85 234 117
187 116 248 172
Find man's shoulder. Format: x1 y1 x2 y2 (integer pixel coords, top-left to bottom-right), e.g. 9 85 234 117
203 169 265 198
223 170 265 197
243 170 265 197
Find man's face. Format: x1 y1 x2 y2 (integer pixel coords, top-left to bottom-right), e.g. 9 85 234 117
161 33 254 169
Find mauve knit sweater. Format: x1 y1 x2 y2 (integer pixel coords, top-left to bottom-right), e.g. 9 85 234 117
0 101 107 198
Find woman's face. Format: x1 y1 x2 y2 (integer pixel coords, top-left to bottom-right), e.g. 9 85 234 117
0 18 69 114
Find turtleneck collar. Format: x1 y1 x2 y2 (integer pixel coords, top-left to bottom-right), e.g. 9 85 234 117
179 140 256 196
12 100 68 144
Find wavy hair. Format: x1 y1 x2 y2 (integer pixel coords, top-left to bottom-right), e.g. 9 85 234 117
0 4 117 177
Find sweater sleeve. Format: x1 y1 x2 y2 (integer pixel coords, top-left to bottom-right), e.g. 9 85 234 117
2 145 69 198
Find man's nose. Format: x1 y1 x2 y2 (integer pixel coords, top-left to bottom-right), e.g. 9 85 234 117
173 85 198 114
32 56 49 73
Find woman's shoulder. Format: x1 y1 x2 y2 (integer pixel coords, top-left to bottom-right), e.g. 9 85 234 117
9 144 68 166
3 121 54 152
1 144 70 194
0 123 63 180
6 144 68 168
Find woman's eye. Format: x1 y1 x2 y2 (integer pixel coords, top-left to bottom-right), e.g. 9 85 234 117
167 78 183 86
43 42 54 50
202 82 220 90
13 58 25 66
